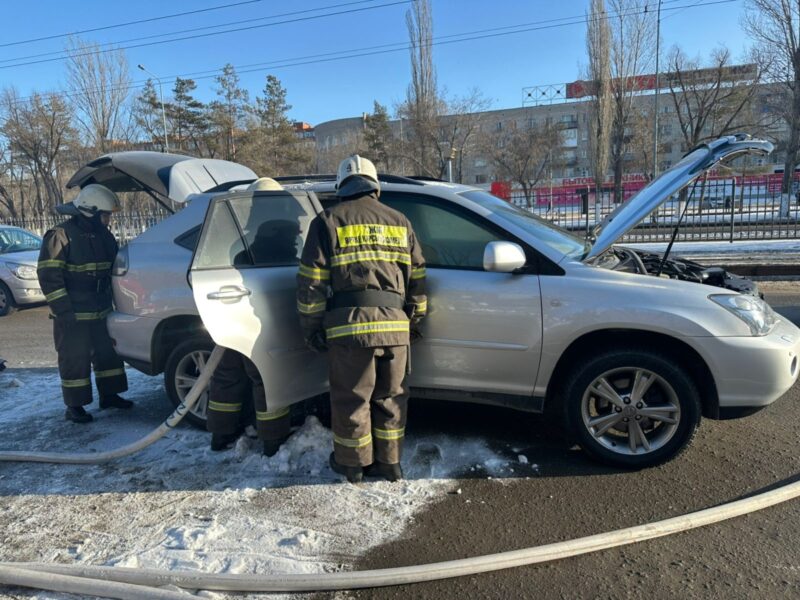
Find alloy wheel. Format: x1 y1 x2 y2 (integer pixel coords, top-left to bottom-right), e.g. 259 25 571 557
581 367 681 456
174 349 212 420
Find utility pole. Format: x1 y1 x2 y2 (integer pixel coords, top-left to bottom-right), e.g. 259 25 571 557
137 64 170 153
652 0 663 179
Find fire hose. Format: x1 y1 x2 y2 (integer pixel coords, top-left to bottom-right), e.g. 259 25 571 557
1 345 800 597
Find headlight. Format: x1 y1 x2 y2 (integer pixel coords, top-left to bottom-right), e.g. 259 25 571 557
709 294 777 336
5 261 38 280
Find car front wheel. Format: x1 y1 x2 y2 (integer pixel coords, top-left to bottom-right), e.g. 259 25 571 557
563 349 701 469
0 281 18 317
164 335 215 429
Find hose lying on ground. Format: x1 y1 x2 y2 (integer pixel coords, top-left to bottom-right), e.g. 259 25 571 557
0 345 225 464
3 475 800 596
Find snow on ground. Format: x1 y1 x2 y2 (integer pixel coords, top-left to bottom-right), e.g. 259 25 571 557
0 368 536 599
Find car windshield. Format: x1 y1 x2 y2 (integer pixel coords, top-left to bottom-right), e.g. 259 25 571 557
459 190 588 259
0 227 42 254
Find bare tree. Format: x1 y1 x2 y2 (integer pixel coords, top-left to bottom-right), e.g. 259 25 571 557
586 0 614 203
744 0 800 198
436 89 492 182
608 0 656 202
483 121 564 207
402 0 442 177
1 89 77 214
65 37 131 153
667 46 763 148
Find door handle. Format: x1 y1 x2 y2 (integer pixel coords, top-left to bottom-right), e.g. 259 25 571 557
207 286 252 300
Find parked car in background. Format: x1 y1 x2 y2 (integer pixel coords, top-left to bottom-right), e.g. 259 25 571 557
0 225 44 316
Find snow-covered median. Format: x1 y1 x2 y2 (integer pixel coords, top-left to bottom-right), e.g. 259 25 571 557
0 368 529 599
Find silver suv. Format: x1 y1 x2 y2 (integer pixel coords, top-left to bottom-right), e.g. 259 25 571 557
81 137 798 467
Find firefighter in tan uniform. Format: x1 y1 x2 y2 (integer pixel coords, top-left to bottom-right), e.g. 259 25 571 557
37 185 130 423
206 177 293 455
297 156 426 483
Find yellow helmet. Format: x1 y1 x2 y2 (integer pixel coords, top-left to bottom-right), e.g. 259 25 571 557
247 177 283 191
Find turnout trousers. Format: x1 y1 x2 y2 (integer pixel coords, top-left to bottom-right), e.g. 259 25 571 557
206 349 291 442
53 318 128 407
328 345 409 467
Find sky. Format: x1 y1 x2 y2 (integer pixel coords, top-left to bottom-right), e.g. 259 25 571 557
0 0 749 126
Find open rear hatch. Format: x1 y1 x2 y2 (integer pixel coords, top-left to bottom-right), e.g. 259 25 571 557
66 151 258 211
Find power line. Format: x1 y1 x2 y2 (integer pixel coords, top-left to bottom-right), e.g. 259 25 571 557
0 0 384 66
7 0 737 108
0 0 269 49
0 0 407 71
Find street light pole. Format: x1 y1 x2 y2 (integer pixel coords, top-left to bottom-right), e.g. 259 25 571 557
137 64 169 153
652 0 663 179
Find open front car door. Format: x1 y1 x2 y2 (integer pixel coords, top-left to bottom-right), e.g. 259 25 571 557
190 189 328 411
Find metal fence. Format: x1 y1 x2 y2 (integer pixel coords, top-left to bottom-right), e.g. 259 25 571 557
6 175 800 245
2 211 169 244
513 174 800 243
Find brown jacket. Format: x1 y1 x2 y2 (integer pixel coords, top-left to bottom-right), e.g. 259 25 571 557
37 215 118 321
297 192 426 348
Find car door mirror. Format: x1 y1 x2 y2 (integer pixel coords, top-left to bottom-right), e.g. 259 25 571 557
483 241 526 273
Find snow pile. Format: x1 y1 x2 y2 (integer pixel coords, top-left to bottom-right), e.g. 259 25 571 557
0 367 535 598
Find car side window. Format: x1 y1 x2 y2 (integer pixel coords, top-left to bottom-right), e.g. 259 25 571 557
381 192 503 270
192 202 245 269
174 226 201 251
228 192 316 267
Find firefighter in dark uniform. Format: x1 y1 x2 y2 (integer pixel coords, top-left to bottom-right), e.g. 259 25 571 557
206 177 294 456
297 155 427 483
37 184 130 423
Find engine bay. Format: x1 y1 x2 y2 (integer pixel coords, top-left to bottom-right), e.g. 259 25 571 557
594 246 761 297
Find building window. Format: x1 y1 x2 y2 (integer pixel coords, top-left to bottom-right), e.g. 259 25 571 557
475 174 488 184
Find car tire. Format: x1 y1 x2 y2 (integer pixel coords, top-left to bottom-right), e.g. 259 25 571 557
563 348 701 469
164 335 215 430
0 281 18 317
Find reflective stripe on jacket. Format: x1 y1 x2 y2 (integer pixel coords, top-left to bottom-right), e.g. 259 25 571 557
297 192 427 348
37 216 118 319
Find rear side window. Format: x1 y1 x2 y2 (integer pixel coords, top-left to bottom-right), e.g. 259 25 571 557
192 191 317 270
174 226 201 251
228 192 316 267
192 203 246 269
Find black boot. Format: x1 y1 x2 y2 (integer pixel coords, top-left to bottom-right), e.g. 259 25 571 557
210 432 239 452
366 461 404 482
65 406 93 424
263 436 288 457
99 394 133 409
329 452 363 483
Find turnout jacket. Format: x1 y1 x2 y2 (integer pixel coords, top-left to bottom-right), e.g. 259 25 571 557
37 215 118 321
297 192 427 348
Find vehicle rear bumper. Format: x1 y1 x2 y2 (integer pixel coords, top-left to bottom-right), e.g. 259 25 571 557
692 319 800 409
107 311 160 371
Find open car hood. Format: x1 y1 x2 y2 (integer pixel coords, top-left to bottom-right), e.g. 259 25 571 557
584 134 774 261
66 151 257 204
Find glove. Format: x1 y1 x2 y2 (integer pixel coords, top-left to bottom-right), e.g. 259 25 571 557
306 330 328 353
410 328 423 344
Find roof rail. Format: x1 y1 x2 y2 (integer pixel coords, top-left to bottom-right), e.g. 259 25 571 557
274 173 425 186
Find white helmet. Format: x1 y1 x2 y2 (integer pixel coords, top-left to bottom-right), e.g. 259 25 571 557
247 177 283 192
336 155 380 198
73 184 121 216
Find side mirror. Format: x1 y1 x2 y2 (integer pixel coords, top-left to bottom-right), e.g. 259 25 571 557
483 241 526 273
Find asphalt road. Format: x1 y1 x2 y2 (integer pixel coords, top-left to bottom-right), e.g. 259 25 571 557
349 281 800 600
3 284 800 599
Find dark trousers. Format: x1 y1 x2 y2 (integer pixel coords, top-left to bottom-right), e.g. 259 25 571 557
206 349 290 442
53 318 128 407
329 345 409 467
